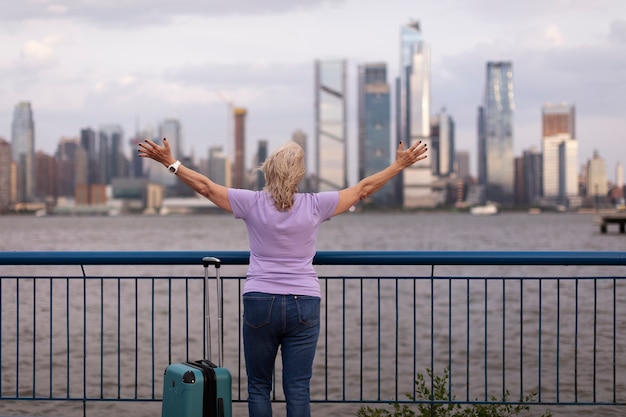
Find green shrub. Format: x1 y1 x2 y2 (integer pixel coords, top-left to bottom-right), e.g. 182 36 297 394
357 368 551 417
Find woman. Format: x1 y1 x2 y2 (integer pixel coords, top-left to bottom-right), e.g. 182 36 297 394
138 138 427 417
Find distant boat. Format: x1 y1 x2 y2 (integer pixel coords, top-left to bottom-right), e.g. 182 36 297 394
470 204 498 215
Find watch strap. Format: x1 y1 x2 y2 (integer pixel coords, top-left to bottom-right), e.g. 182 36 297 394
168 160 181 174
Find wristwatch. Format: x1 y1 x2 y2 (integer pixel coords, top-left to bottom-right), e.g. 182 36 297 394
168 160 181 174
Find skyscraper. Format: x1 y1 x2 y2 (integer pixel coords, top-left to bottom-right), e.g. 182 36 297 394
80 127 98 184
159 119 182 159
208 145 230 187
233 108 247 189
35 151 57 200
315 59 347 192
541 103 578 205
11 101 35 202
398 20 435 208
55 137 80 198
98 125 124 185
518 147 543 206
430 108 455 177
586 151 608 197
358 62 394 206
255 139 269 191
617 162 624 189
0 138 11 211
455 151 470 180
478 62 514 204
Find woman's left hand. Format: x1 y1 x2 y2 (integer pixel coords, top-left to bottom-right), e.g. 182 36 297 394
137 138 176 167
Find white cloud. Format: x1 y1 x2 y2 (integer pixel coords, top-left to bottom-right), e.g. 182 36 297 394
20 35 64 66
544 25 566 47
47 4 68 15
0 0 346 27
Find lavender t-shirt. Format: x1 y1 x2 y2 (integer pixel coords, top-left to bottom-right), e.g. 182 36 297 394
228 189 339 297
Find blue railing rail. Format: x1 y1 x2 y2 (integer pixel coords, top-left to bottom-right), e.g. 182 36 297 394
1 250 625 265
1 250 626 417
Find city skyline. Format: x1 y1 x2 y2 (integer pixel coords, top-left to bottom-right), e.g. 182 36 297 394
0 0 625 185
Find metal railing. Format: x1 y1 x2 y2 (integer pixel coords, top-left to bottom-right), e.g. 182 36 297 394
0 251 625 416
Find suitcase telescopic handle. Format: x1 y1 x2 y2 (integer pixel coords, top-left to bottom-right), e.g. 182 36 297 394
202 257 221 269
202 256 223 367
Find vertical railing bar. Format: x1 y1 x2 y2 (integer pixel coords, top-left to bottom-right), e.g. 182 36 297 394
185 278 190 362
519 278 524 398
502 279 506 401
151 279 155 399
593 278 598 403
484 278 488 401
613 277 617 404
556 278 560 403
32 278 36 398
448 275 452 403
359 278 364 401
324 279 329 400
575 278 579 402
83 272 87 405
150 278 156 399
413 277 417 402
49 278 53 398
430 265 435 411
395 278 399 401
168 278 172 366
117 277 121 399
81 268 87 417
0 278 2 396
66 277 70 399
342 278 346 400
377 278 381 401
466 278 470 402
16 279 20 398
100 277 104 399
238 278 243 400
538 278 543 402
135 278 139 400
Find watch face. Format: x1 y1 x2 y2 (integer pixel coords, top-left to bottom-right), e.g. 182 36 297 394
169 166 176 172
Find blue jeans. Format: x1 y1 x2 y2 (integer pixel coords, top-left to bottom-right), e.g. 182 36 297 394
242 292 321 417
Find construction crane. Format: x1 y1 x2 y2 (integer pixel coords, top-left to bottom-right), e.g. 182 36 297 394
214 91 234 160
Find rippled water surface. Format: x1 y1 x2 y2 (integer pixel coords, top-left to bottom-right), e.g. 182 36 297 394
1 212 625 417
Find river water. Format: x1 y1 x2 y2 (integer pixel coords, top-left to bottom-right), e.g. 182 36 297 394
1 211 625 417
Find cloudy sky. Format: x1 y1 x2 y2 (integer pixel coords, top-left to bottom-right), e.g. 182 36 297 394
1 0 625 183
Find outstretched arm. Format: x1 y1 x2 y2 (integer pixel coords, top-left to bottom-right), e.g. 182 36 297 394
333 141 427 216
137 138 232 213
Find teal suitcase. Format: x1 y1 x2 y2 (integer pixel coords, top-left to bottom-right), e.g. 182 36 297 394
161 257 232 417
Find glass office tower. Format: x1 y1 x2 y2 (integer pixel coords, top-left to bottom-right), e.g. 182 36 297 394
315 59 347 192
11 102 35 202
541 103 578 205
398 20 435 208
358 62 394 206
478 61 514 204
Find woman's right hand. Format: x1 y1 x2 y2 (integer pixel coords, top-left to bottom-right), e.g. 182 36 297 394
395 140 428 169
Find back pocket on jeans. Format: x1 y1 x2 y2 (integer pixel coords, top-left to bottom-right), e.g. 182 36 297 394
294 296 320 327
243 293 275 329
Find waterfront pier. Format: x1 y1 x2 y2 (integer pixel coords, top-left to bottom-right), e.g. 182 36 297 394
594 213 626 233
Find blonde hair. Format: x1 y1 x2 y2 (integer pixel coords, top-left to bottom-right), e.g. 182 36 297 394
261 141 306 211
